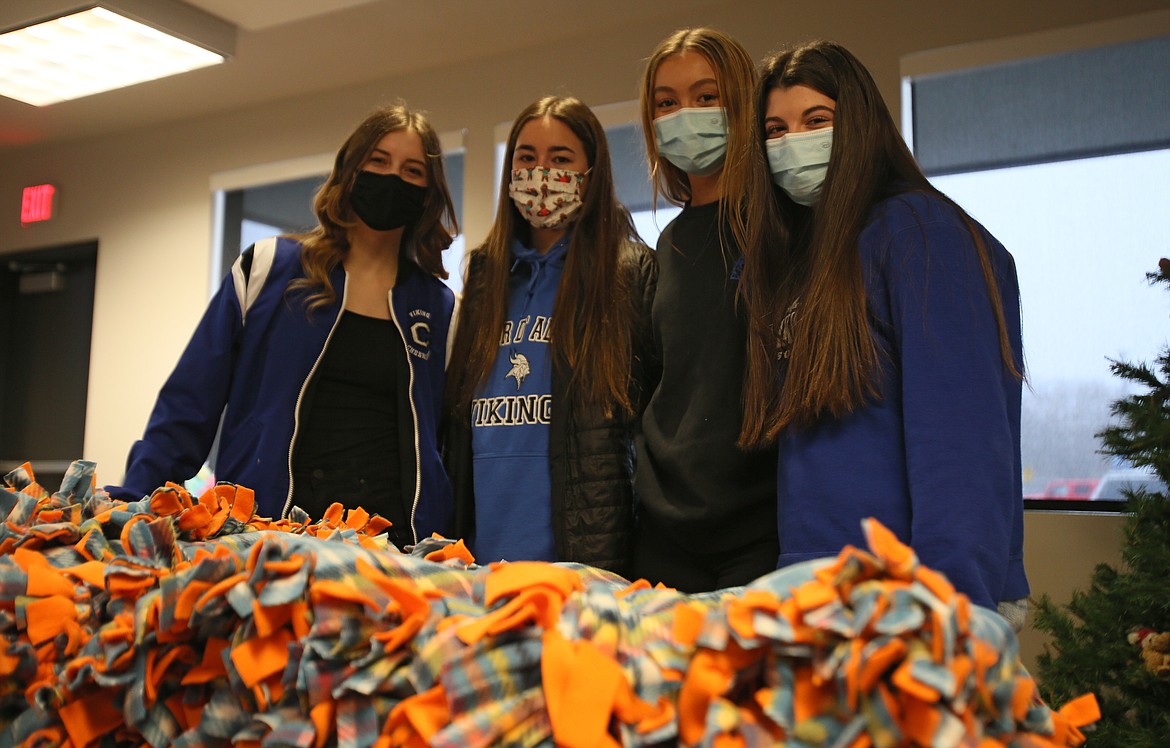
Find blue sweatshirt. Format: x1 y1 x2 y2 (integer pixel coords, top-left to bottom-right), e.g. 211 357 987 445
470 234 569 563
775 192 1029 611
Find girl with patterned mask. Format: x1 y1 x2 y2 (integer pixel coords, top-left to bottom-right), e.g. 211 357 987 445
444 96 658 574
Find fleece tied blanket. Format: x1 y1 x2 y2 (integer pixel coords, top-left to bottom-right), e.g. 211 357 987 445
0 460 1097 747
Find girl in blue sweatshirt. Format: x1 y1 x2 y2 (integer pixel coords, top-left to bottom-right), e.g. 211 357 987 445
444 97 657 574
739 41 1029 627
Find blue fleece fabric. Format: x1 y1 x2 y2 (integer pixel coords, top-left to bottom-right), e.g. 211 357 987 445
470 234 569 563
775 192 1029 611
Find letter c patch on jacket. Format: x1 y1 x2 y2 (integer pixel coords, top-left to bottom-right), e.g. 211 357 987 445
411 321 431 348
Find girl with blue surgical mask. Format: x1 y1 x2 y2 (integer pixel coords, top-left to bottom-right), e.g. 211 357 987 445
629 28 780 593
740 40 1030 630
444 96 657 575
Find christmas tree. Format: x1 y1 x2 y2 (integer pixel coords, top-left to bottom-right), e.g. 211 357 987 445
1032 259 1170 743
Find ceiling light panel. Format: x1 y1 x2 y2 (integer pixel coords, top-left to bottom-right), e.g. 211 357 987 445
0 6 225 107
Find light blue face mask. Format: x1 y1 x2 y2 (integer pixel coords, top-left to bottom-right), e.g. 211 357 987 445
653 107 728 177
766 127 833 206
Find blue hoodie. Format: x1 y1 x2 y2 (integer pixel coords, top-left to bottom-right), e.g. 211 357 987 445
775 192 1029 611
470 233 569 563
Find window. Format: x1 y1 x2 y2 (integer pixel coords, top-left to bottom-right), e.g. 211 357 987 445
604 121 681 247
905 28 1170 508
440 149 465 292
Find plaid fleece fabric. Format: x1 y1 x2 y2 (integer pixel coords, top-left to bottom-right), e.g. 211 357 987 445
1 460 1096 747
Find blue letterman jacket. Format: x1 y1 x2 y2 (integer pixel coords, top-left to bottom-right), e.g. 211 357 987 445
113 236 456 540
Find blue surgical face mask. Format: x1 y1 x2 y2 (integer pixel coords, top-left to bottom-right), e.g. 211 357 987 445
766 127 833 206
653 107 728 177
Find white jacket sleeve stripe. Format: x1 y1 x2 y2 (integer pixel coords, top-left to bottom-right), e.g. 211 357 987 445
230 236 280 324
445 291 461 371
243 237 278 320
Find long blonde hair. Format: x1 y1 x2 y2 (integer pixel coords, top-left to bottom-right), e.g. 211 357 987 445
290 102 457 310
446 96 641 418
639 28 779 264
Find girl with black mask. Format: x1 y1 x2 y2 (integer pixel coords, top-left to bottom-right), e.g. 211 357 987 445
112 103 459 550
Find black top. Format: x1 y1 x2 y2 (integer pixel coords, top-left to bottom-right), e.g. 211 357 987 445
634 201 778 551
292 310 410 546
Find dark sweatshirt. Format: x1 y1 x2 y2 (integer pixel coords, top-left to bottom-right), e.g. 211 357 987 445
634 201 778 551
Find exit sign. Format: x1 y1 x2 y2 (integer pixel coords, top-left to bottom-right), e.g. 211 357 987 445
21 184 56 224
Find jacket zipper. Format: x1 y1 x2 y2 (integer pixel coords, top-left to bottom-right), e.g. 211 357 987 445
388 286 422 546
281 274 349 519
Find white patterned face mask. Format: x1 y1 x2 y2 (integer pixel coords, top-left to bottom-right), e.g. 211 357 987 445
508 166 588 230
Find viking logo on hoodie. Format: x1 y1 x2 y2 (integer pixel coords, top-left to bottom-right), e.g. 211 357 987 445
506 352 530 389
470 233 570 564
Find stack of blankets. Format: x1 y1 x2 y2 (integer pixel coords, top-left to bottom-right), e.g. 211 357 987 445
1 460 1097 747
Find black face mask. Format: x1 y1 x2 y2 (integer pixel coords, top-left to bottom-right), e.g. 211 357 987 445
349 170 427 231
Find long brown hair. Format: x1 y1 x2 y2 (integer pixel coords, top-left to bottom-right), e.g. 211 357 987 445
446 96 640 418
638 28 778 264
740 40 1022 446
290 102 457 310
